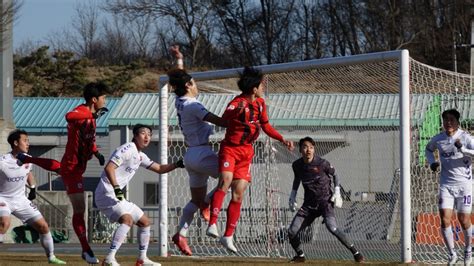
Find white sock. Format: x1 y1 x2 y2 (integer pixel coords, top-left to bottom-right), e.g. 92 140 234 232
179 201 198 237
463 226 472 251
138 226 150 260
107 223 131 260
40 232 54 259
441 226 455 255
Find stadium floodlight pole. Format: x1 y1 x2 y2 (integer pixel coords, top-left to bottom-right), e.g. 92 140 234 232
399 49 411 263
158 80 169 257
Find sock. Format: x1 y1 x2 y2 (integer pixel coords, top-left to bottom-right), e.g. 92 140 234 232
441 226 455 255
463 226 472 251
296 250 305 257
0 233 4 243
179 201 198 237
73 213 91 252
224 200 242 237
40 232 54 259
349 244 358 255
137 226 150 260
106 223 130 261
209 189 226 225
23 157 61 172
205 187 217 204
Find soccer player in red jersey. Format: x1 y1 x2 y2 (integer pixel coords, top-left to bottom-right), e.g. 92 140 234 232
206 67 294 253
17 82 109 264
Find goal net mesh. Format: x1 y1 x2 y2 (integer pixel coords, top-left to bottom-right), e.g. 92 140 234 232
164 52 474 263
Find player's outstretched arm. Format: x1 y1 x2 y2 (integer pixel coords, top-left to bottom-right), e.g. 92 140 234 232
170 44 184 70
148 159 185 174
204 112 228 128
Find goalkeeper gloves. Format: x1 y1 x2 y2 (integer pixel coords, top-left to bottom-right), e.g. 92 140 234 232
430 162 440 172
174 159 185 168
94 151 105 166
330 186 343 208
93 107 109 119
289 190 297 212
28 186 36 201
114 185 125 201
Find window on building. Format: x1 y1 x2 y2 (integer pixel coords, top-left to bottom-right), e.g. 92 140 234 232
144 183 159 206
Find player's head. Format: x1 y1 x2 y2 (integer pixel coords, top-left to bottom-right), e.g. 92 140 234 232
237 66 265 97
167 69 196 97
83 82 108 110
132 124 152 150
442 109 460 134
298 136 315 161
7 129 29 153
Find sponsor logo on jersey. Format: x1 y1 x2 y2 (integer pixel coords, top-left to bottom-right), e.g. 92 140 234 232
6 176 25 182
441 151 455 158
227 105 235 110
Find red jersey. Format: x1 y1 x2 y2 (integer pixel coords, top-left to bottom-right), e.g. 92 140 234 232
222 95 283 146
61 104 98 167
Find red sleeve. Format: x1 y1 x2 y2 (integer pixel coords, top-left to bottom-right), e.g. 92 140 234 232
91 142 98 153
65 106 93 122
259 100 283 142
222 99 243 120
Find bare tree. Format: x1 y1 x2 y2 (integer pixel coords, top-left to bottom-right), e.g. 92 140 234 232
1 0 22 51
72 0 101 58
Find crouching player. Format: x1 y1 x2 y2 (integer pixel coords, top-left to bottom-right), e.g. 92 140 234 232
0 129 66 264
95 124 184 266
287 137 364 263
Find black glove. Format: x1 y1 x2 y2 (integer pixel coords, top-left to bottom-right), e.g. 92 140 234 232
95 152 105 166
92 107 109 119
114 185 125 201
454 139 462 150
28 187 36 200
175 159 185 168
430 162 440 172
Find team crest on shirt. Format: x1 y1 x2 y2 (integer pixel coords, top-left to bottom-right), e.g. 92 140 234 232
245 108 249 112
223 162 230 168
310 167 320 173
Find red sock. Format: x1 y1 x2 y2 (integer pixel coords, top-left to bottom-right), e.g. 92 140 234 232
224 200 242 237
24 157 61 172
209 189 226 225
72 213 91 252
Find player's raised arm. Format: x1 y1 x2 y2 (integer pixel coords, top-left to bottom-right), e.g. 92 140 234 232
170 44 184 70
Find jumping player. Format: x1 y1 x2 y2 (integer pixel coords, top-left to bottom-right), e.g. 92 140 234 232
426 109 474 266
96 124 184 266
168 44 227 256
17 82 109 264
0 129 66 264
287 137 364 263
206 66 294 253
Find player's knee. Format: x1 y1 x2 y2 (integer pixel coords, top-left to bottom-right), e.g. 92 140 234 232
118 214 134 226
136 215 150 227
324 217 338 233
32 219 49 234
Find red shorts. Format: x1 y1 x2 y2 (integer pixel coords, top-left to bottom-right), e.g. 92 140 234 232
218 143 254 182
60 162 87 194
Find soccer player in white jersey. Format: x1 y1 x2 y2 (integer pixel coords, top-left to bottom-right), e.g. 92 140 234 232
95 124 184 266
0 129 66 264
167 45 227 256
426 109 474 266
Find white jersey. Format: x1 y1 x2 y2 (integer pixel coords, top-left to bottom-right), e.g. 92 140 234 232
0 153 32 199
95 142 154 204
426 129 474 185
175 96 213 147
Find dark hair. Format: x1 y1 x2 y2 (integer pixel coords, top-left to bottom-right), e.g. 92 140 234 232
237 66 264 94
442 109 461 123
167 69 193 97
7 129 28 149
83 82 109 102
298 136 315 149
133 124 152 136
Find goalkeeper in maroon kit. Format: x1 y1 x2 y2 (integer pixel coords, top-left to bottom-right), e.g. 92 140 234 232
287 136 364 263
206 67 294 253
17 82 109 264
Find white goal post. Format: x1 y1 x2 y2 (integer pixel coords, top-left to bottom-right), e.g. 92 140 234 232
157 49 473 264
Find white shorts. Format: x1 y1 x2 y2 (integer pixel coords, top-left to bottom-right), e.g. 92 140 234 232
0 196 42 223
439 183 473 213
184 146 218 188
97 197 144 223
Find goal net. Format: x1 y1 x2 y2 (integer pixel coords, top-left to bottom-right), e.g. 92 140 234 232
159 50 473 264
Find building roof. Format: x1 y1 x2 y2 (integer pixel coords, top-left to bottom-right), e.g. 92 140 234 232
109 93 442 127
13 97 121 134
